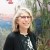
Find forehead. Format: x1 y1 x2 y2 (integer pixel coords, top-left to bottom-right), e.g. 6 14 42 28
20 10 30 16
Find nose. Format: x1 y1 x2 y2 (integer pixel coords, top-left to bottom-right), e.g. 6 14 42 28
25 17 28 21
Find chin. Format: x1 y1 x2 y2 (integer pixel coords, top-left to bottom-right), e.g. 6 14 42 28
23 26 29 29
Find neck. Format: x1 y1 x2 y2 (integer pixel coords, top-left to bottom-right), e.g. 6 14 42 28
19 27 28 36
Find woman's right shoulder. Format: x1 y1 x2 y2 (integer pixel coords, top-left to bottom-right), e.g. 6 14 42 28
6 31 18 39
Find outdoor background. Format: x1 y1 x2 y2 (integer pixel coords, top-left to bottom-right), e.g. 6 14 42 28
0 0 50 50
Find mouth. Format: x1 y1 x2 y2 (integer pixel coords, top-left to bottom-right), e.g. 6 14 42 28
23 23 29 25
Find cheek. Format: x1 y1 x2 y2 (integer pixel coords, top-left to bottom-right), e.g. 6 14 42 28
17 19 23 25
29 19 32 23
29 20 32 26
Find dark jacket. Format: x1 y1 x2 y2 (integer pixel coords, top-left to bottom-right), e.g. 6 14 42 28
3 31 37 50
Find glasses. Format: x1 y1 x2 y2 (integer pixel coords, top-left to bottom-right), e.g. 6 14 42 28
19 16 31 19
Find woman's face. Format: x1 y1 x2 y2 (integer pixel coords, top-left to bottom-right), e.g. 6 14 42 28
17 11 31 30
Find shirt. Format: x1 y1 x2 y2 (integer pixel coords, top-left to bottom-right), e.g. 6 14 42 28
20 33 34 50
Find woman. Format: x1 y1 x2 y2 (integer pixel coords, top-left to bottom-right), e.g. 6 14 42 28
3 7 37 50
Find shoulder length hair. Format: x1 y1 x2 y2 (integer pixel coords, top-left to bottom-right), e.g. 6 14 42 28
12 7 34 32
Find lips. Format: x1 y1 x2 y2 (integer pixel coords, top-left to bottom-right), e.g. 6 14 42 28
23 23 29 24
23 23 30 26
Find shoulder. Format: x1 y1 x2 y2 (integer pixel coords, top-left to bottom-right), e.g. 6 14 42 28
6 32 17 40
29 32 36 37
32 32 36 38
6 31 20 40
7 32 15 38
29 32 37 41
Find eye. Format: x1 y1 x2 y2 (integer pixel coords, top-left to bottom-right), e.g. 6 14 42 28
21 16 26 18
27 16 31 18
20 16 31 18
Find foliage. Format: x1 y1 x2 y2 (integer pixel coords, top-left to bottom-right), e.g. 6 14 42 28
0 27 11 50
25 0 50 50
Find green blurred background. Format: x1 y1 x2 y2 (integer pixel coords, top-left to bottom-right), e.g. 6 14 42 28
0 0 50 50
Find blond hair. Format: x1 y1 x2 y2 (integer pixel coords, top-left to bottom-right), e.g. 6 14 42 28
12 7 34 32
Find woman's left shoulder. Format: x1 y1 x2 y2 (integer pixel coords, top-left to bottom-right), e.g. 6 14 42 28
30 32 36 37
30 32 37 40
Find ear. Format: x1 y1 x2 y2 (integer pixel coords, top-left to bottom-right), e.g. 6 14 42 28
16 19 19 24
15 17 18 24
